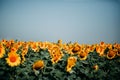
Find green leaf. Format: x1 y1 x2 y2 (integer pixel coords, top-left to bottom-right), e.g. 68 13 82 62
34 70 40 76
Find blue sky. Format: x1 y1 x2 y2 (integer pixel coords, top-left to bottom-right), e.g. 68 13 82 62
0 0 120 44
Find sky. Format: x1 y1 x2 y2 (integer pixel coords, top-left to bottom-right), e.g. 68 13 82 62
0 0 120 44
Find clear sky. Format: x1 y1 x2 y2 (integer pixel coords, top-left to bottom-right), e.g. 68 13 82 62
0 0 120 44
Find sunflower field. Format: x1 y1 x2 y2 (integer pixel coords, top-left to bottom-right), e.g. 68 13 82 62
0 39 120 80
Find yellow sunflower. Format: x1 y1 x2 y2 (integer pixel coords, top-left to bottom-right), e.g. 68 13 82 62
1 39 7 45
57 39 63 49
116 47 120 56
45 42 53 50
79 50 88 60
117 49 120 56
6 52 21 67
66 56 77 72
86 44 95 53
107 49 116 59
100 41 105 47
51 49 63 64
72 43 81 53
33 60 44 70
0 44 5 58
38 41 46 50
96 46 105 56
30 42 39 52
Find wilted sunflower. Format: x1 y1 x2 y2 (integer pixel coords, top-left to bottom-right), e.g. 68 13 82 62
33 60 44 70
0 44 5 58
6 52 21 67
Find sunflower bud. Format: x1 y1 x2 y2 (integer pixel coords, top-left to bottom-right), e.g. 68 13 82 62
93 65 99 71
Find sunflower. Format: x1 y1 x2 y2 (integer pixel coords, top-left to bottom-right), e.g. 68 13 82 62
107 49 116 59
1 39 7 45
33 60 44 70
6 52 21 67
66 56 77 72
100 41 105 47
57 39 62 48
51 49 63 64
0 44 5 58
72 43 81 53
38 41 46 50
117 48 120 56
86 44 95 53
5 41 12 48
96 46 105 56
45 42 53 50
93 64 99 71
78 51 88 60
107 44 113 49
113 43 120 56
51 45 59 53
30 42 39 52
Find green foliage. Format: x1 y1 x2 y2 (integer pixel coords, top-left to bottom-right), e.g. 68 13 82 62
0 47 120 80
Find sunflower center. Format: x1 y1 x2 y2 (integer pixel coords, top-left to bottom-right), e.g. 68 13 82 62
72 46 80 53
108 53 114 57
10 56 17 62
80 53 85 58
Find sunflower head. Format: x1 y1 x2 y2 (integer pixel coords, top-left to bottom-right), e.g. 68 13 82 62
66 56 77 72
45 42 53 50
6 52 21 67
107 49 116 59
100 41 105 46
33 60 44 70
1 39 7 45
57 39 62 46
79 51 88 60
0 44 5 58
117 48 120 56
93 64 99 71
38 42 47 50
96 46 105 56
86 45 95 53
72 43 81 53
30 42 39 52
107 44 113 49
51 49 63 64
